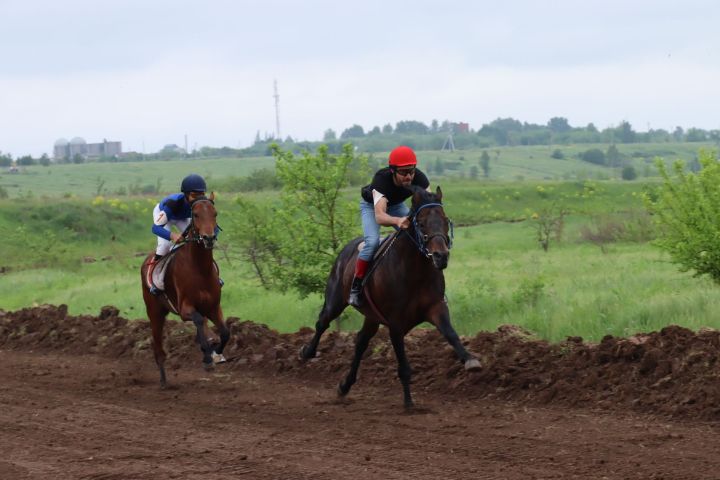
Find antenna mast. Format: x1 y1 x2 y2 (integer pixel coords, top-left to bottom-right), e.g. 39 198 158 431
273 80 281 140
441 130 455 152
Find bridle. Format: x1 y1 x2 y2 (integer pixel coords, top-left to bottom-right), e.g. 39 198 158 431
187 198 218 249
403 202 454 258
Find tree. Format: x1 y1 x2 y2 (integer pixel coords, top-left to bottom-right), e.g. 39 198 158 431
394 120 429 135
480 150 490 177
323 129 337 141
0 152 13 167
547 117 571 133
367 126 381 136
39 154 51 166
532 202 568 252
235 144 367 296
340 124 365 139
17 155 36 166
606 144 621 167
617 121 636 143
645 150 720 282
382 123 393 134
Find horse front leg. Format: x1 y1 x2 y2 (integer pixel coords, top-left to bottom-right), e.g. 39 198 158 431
428 303 481 371
208 305 230 364
389 329 414 409
182 307 214 370
338 317 379 397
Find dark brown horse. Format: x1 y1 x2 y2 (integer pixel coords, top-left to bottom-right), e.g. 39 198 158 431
140 195 230 387
300 186 481 408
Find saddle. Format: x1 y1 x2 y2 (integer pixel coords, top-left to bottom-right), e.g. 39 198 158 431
147 244 221 291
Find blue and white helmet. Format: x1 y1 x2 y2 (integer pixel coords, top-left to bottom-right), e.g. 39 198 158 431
181 174 206 193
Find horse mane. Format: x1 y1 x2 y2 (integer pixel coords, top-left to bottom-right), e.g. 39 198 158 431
409 185 440 210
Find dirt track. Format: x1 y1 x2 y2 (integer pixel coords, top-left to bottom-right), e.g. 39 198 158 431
2 305 720 479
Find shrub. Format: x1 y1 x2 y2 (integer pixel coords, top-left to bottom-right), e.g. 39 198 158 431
645 150 720 282
621 165 637 180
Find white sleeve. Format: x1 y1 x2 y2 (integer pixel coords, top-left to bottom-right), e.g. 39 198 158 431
371 189 385 205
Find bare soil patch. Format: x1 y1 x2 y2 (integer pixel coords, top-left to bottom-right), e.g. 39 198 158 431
2 305 720 479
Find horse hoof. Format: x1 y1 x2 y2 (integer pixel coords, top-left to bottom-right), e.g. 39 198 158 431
464 358 482 371
298 345 314 361
212 351 227 364
203 362 214 372
337 383 349 397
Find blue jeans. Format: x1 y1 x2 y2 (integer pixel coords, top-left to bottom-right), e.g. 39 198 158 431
359 200 410 261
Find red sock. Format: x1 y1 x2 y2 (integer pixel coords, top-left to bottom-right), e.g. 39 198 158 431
355 258 370 279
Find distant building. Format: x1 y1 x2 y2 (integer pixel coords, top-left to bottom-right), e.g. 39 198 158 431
53 137 122 160
455 122 470 134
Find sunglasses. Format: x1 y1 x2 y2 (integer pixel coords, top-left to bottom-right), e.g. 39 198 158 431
395 168 416 177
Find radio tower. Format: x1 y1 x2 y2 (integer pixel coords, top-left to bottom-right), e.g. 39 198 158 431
273 80 281 140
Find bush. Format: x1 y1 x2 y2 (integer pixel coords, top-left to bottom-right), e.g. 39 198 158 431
621 165 637 180
645 150 720 282
580 148 605 165
551 149 564 159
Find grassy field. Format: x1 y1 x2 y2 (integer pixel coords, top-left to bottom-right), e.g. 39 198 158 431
1 142 715 199
2 175 720 342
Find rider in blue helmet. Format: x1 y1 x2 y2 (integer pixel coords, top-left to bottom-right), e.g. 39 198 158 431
146 174 209 295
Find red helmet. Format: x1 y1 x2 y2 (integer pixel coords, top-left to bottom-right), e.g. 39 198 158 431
388 146 417 168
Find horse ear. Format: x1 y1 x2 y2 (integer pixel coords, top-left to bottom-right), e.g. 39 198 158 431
209 191 216 202
435 185 443 202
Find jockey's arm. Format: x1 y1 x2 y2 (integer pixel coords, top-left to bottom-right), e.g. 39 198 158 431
374 196 410 229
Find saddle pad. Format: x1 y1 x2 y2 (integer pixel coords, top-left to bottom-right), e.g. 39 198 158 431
151 255 174 290
151 252 221 291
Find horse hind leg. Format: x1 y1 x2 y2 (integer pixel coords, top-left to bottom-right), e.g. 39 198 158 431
338 317 379 397
300 281 347 361
148 306 169 388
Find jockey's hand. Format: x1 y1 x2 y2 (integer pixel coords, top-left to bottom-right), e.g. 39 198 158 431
170 232 182 243
396 217 411 230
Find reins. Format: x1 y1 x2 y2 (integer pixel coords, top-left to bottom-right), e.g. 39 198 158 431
360 201 453 323
401 202 454 258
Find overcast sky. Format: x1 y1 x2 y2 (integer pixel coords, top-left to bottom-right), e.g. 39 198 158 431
1 0 719 157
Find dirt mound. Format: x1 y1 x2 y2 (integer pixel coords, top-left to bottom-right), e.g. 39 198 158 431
3 304 720 419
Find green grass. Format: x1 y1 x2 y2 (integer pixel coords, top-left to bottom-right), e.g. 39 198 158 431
3 153 720 341
2 141 715 199
3 196 720 342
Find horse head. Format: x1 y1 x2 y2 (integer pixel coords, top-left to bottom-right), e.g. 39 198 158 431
189 192 217 250
410 186 452 270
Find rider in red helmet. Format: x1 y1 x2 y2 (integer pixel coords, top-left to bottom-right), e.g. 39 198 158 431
348 146 430 307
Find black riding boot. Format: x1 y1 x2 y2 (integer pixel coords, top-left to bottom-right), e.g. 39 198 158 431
348 276 364 307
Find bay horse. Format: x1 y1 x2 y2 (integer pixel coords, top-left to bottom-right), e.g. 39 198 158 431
140 194 230 387
300 186 481 408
